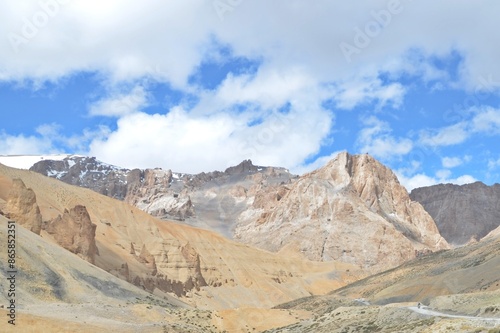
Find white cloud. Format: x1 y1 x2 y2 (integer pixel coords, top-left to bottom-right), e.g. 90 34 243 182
84 66 337 173
88 102 333 173
2 0 500 181
471 106 500 134
89 86 148 117
329 78 406 110
2 1 500 94
396 171 476 191
442 156 463 168
435 169 452 179
419 106 500 149
0 128 59 155
0 123 111 157
209 67 316 111
419 123 469 147
356 116 413 159
488 158 500 170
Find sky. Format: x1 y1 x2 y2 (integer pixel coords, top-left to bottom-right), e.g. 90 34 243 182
1 0 500 190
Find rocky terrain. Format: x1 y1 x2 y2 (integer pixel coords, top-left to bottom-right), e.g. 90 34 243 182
29 153 449 275
30 156 295 236
1 155 500 332
266 227 500 332
0 163 355 311
0 214 208 333
236 152 449 273
410 182 500 246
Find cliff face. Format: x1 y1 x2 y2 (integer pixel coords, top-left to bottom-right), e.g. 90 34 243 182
235 152 449 272
125 168 195 220
5 179 43 235
43 205 99 264
31 157 296 236
410 182 500 245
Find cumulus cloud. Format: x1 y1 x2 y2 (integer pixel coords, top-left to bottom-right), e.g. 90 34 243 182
83 64 338 173
329 79 406 110
488 158 500 170
441 156 470 168
89 86 148 117
1 0 500 181
0 126 59 155
471 106 500 134
396 171 476 191
356 116 413 160
2 1 500 93
419 123 469 147
88 102 333 173
419 106 500 149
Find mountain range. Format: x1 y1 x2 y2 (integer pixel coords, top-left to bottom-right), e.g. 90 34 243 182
28 152 449 273
0 153 499 332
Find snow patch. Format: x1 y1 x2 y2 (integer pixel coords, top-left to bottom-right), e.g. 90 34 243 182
0 154 72 169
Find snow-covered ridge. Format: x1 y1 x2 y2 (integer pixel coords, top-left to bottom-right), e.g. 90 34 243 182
0 154 81 170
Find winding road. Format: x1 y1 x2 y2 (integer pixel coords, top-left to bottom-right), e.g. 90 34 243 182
407 305 500 324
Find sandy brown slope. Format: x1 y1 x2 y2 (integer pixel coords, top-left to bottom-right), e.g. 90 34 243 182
329 236 500 305
265 234 500 332
0 214 223 333
0 164 359 311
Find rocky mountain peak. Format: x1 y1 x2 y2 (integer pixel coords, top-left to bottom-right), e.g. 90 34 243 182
224 159 258 175
317 152 410 215
30 156 129 199
236 152 448 272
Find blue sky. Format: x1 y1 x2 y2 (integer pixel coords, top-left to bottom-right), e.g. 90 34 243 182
1 0 500 190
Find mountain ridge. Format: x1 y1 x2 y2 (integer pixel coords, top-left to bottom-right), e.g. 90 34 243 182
24 152 451 275
410 181 500 245
0 162 353 310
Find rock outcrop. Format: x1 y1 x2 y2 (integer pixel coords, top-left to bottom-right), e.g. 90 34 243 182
1 162 350 308
31 156 296 236
5 179 43 234
235 152 449 272
410 182 500 245
30 156 129 199
43 205 98 264
125 168 195 220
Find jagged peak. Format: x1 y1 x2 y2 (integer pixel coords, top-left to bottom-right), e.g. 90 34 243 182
224 159 260 175
312 152 399 188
